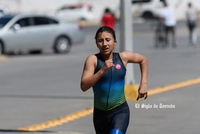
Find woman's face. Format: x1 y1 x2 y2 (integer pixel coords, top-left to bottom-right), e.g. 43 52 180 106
96 31 117 55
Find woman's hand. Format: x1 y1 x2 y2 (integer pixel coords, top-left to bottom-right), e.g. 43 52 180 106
136 84 148 101
102 59 115 72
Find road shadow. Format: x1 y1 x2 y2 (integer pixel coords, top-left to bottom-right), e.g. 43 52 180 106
0 129 56 133
0 94 93 100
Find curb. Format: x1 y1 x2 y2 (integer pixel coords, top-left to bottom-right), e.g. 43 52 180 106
78 20 188 35
0 55 8 60
79 20 100 27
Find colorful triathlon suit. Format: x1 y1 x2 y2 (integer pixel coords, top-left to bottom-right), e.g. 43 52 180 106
92 52 130 134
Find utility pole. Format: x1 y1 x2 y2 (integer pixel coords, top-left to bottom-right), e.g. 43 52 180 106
120 0 135 85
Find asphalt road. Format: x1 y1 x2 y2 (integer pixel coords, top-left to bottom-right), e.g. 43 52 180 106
0 21 200 134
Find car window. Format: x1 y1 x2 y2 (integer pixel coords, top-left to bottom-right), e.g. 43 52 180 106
33 17 49 25
0 17 13 28
132 0 151 4
48 18 58 24
15 18 30 27
33 17 58 26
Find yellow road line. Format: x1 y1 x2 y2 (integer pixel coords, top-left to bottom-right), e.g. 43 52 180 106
125 77 200 100
148 77 200 95
18 107 93 131
17 77 200 131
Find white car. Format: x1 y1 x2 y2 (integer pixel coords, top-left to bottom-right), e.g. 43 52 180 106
56 3 94 21
132 0 165 19
0 13 84 55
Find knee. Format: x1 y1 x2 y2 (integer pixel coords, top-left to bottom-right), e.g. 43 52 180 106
110 129 124 134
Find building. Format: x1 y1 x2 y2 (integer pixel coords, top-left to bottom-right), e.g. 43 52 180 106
0 0 120 20
0 0 199 21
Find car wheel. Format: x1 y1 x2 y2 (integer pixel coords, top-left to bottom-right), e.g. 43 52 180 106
142 12 154 20
54 36 71 53
0 42 4 55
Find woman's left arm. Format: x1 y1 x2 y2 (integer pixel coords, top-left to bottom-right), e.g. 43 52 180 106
120 50 148 100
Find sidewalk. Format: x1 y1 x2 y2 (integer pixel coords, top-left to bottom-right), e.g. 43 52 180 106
79 19 189 35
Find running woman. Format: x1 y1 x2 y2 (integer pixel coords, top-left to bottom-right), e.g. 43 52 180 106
80 26 148 134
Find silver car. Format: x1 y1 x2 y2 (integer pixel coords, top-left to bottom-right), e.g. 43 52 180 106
0 13 84 55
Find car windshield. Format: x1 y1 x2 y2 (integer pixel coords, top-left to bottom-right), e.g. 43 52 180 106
0 15 14 29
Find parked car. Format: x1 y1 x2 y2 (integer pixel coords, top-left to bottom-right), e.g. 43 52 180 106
132 0 165 19
0 13 84 55
56 3 94 21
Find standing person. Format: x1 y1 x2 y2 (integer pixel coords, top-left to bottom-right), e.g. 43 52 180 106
160 0 182 48
186 2 199 48
80 26 148 134
101 8 115 30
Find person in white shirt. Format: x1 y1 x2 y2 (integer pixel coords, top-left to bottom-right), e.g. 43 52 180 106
186 2 199 48
160 0 182 48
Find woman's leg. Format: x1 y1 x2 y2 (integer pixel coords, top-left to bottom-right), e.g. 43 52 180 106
93 107 110 134
110 129 124 134
109 102 130 134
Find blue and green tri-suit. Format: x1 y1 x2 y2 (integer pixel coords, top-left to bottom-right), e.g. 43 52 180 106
93 52 130 134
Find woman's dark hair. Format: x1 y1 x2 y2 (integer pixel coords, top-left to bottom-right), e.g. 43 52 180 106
105 8 110 13
95 26 116 41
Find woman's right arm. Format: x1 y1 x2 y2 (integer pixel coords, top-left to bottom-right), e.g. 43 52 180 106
80 55 114 92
